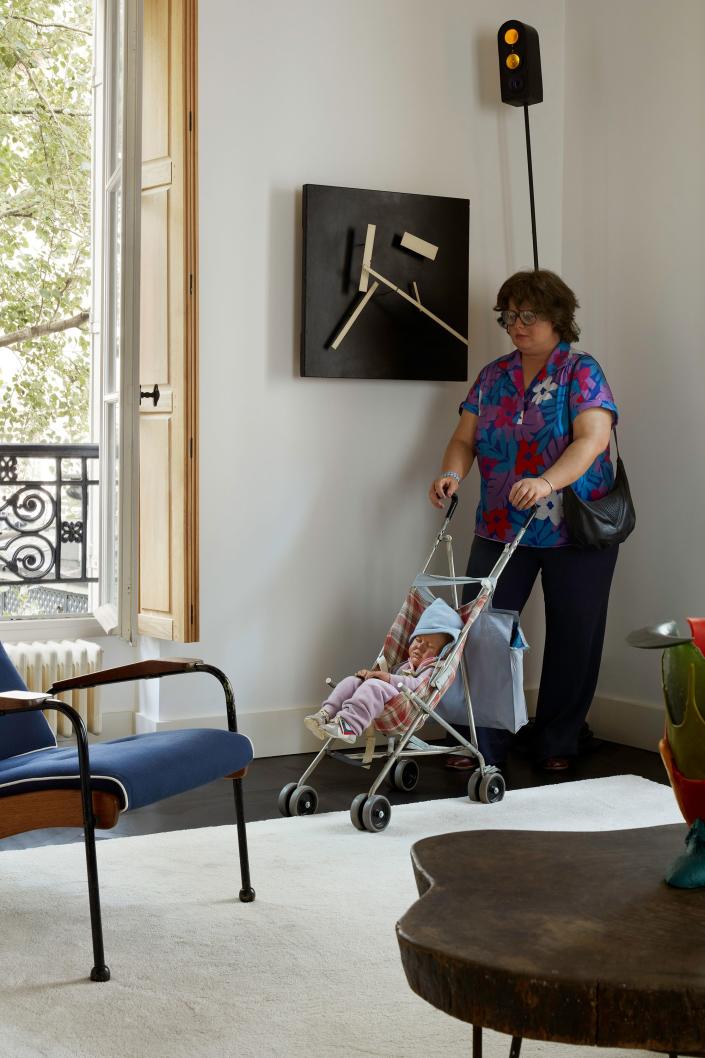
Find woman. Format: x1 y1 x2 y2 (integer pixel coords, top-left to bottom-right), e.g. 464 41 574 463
429 270 619 772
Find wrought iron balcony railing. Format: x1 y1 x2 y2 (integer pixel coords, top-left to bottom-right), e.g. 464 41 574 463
0 444 99 589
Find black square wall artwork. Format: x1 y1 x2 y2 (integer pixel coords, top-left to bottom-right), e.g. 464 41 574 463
300 184 469 380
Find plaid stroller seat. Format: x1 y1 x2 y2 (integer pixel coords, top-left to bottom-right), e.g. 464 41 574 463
373 587 485 736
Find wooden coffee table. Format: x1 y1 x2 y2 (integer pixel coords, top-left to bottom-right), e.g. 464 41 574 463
397 825 705 1057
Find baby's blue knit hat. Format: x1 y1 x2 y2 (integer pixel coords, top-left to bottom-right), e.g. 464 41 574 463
411 598 464 647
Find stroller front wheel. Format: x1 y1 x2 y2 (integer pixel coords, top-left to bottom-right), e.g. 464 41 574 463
361 794 392 832
277 782 299 816
289 784 319 816
350 793 368 830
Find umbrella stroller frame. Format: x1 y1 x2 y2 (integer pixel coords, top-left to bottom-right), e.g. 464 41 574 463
278 497 534 831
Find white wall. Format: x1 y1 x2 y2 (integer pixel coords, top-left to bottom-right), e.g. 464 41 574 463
560 0 705 745
145 0 566 750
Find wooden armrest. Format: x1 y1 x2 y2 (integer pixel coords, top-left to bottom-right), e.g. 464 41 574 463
0 690 52 712
49 657 204 694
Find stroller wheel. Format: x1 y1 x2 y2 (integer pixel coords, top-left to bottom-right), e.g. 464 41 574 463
361 794 392 833
277 782 299 816
467 771 482 802
479 771 506 804
392 759 420 792
289 785 319 815
350 793 368 831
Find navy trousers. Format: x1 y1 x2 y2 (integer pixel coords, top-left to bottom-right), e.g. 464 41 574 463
458 534 619 763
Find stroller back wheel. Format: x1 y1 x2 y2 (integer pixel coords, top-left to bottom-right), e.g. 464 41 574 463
392 759 420 792
479 771 506 803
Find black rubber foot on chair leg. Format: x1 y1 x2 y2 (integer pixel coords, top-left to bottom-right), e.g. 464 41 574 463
90 965 111 982
239 887 256 903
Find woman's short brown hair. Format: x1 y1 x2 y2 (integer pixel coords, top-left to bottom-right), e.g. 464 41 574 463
494 269 580 343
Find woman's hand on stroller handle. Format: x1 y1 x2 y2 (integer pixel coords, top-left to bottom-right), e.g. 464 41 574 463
508 475 553 510
429 473 460 509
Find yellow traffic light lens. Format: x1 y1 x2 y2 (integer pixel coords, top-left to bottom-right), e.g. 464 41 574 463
506 53 521 70
504 28 519 45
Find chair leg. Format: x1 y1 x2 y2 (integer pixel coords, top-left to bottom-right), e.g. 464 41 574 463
56 700 111 982
232 776 255 902
198 662 255 903
83 812 111 981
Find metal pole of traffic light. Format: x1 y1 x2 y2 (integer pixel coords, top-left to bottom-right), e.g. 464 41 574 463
523 104 539 270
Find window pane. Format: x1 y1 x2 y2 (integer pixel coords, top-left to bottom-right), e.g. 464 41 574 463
106 184 123 394
0 0 95 620
107 0 124 175
102 401 118 607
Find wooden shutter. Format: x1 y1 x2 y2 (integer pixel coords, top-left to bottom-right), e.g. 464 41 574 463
138 0 199 641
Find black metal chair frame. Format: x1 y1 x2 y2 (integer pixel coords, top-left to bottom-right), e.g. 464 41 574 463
0 658 255 982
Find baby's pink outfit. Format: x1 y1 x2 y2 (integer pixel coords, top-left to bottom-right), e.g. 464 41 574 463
322 659 437 735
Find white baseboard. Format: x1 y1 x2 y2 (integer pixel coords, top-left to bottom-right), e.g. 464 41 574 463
134 705 329 757
524 688 663 753
100 695 664 757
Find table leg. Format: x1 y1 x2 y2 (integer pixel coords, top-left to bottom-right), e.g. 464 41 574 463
508 1037 523 1058
472 1026 482 1058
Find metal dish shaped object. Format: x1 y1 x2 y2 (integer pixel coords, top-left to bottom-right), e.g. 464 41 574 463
626 620 693 650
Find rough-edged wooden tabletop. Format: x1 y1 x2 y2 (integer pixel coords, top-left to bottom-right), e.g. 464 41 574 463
397 825 705 1052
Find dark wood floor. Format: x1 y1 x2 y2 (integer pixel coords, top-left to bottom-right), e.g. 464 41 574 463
1 735 668 851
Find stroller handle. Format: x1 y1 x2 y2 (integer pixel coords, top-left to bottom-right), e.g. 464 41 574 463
443 492 458 525
422 493 460 574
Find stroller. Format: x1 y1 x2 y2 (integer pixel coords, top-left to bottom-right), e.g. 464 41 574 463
278 496 534 832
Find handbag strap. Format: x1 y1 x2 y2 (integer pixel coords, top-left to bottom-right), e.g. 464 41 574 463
568 353 620 459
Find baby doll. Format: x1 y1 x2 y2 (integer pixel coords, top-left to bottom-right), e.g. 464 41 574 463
304 597 463 744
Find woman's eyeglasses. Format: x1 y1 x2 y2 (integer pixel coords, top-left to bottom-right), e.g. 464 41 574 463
499 309 538 327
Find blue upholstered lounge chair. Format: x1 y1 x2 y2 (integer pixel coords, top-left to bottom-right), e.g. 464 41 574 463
0 643 255 982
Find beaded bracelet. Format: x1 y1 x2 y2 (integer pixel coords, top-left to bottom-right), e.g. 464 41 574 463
440 470 461 484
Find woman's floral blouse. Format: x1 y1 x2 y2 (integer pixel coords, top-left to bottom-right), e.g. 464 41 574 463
460 342 618 547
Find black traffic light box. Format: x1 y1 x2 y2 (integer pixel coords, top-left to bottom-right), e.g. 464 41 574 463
497 21 543 107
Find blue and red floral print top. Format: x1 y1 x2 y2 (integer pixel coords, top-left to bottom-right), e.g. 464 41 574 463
460 342 618 548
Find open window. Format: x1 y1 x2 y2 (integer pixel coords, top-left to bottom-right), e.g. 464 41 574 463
92 0 142 640
95 0 199 642
0 0 198 643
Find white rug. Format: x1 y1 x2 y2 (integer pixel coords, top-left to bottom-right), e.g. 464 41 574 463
0 776 682 1058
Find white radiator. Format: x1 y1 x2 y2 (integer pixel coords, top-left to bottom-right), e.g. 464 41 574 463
6 639 103 738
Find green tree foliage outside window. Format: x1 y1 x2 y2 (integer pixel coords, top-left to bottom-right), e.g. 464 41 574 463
0 0 92 443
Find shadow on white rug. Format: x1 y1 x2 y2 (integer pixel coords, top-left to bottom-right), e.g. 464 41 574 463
0 775 682 1058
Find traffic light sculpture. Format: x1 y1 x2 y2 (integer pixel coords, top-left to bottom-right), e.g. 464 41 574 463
497 21 543 268
497 21 543 107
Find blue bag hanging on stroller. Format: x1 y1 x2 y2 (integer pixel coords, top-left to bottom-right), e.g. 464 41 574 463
436 607 529 733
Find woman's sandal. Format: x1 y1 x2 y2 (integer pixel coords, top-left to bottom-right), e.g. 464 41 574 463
444 755 478 771
541 756 571 772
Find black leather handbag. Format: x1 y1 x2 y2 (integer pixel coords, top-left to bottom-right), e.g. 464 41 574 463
562 358 636 549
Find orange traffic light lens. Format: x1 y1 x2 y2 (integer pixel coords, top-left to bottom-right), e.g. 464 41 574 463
504 28 519 45
506 53 521 70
